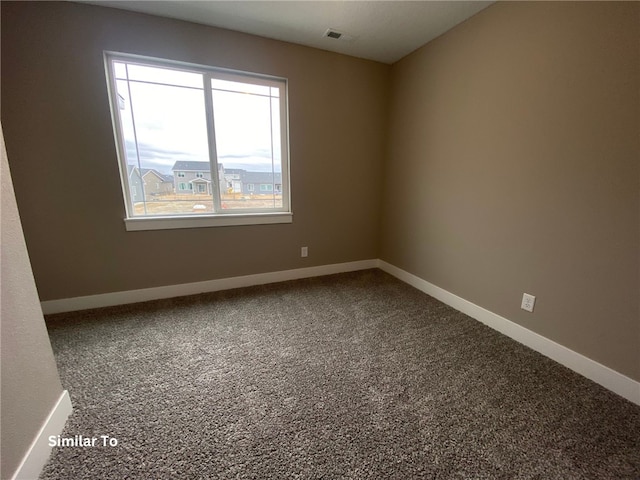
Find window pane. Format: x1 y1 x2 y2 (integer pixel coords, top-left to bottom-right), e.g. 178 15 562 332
211 86 283 210
212 78 270 96
126 64 203 89
108 54 289 221
114 62 127 80
115 72 213 215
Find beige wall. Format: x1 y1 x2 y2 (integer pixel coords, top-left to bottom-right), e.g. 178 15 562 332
1 126 65 479
0 2 389 301
381 2 640 381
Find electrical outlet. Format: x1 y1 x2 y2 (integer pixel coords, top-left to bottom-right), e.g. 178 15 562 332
521 293 536 313
301 246 308 258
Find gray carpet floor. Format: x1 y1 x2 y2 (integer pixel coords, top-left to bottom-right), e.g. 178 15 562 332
41 269 640 479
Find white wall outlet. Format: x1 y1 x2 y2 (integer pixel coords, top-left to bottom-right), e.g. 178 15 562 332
301 246 308 258
521 293 536 312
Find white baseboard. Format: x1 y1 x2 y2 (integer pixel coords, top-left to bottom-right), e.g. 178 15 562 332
41 259 378 315
378 260 640 406
11 390 72 480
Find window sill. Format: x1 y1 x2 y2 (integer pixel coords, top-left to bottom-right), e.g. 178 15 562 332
124 212 293 231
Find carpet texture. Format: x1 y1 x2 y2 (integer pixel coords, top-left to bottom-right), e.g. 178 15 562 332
41 269 640 479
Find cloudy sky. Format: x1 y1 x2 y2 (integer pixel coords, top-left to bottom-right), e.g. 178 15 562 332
115 62 282 175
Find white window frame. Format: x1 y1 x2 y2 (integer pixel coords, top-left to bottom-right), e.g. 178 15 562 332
104 51 292 231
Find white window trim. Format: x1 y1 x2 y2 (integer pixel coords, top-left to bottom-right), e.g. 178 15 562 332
124 212 292 231
104 51 292 229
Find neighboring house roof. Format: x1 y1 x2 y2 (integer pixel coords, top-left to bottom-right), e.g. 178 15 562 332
223 168 246 176
127 164 141 179
141 168 173 183
127 165 172 183
172 161 212 172
189 178 211 184
140 168 173 182
242 171 282 184
170 161 281 184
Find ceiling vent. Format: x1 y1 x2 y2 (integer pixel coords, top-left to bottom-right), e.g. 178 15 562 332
324 28 344 40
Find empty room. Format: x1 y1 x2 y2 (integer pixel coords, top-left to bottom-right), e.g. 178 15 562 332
1 1 639 479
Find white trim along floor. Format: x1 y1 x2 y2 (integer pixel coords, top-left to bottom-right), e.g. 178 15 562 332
12 390 72 480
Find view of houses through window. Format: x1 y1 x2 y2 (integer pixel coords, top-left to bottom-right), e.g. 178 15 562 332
107 54 289 218
127 162 284 214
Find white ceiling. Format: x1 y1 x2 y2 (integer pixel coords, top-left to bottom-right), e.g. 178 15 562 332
82 1 493 64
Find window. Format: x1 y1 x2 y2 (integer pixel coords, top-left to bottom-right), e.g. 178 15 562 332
247 184 254 192
105 52 291 231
